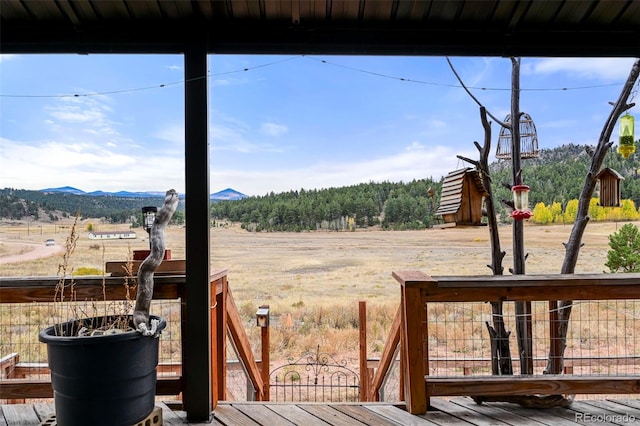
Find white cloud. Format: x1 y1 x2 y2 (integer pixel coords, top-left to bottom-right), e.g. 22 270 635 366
523 58 636 81
211 142 474 196
211 76 251 87
446 57 500 90
538 118 578 130
154 125 184 144
210 119 287 153
427 119 446 128
0 54 17 63
45 96 117 139
0 137 184 193
260 122 288 137
48 108 104 123
1 91 185 192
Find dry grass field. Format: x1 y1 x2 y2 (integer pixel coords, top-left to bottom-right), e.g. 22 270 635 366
0 217 621 301
0 219 621 313
1 219 637 386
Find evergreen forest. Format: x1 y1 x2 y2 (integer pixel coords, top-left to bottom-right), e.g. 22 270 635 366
212 142 640 231
0 189 184 226
2 142 640 231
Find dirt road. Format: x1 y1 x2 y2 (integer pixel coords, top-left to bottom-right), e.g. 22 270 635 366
0 240 64 264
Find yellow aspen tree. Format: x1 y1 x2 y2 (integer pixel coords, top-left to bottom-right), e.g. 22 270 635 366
563 199 579 223
621 199 640 220
550 201 563 224
532 202 552 224
589 198 605 221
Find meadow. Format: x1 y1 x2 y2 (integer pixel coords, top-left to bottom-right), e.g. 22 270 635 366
1 219 637 390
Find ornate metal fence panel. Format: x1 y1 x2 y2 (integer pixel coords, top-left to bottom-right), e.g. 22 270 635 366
269 345 360 402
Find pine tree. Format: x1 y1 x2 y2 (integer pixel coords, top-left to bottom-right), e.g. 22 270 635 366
605 223 640 273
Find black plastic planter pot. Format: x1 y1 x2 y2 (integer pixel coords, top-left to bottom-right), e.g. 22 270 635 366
39 315 166 426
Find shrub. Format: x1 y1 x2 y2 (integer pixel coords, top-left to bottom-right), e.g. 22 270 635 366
73 267 103 276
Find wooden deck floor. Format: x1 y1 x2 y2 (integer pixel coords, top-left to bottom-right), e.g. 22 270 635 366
1 398 639 425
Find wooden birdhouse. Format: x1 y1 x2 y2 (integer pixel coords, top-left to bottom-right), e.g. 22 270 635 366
496 113 539 160
596 168 624 207
435 168 489 227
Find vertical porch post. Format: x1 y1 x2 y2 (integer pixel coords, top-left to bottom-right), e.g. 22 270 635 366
183 44 211 421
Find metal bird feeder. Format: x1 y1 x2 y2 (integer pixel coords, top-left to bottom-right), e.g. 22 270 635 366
510 185 532 220
618 113 635 159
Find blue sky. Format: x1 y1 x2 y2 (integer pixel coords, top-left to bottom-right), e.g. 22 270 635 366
0 54 637 196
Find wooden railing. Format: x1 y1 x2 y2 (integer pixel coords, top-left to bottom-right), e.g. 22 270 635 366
0 269 229 407
381 271 640 414
213 271 266 401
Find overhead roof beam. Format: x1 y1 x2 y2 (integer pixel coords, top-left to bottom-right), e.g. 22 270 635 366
2 21 638 56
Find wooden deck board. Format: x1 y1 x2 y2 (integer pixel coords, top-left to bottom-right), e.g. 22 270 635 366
332 404 404 426
299 404 369 426
234 403 296 426
0 404 42 425
429 398 514 426
31 404 55 420
418 409 477 425
261 403 331 425
159 403 204 426
2 404 43 426
1 399 639 425
584 399 640 417
478 402 584 426
212 404 261 425
450 396 557 425
612 398 640 410
567 401 628 426
365 404 434 425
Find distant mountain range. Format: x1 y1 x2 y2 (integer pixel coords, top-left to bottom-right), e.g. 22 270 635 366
39 186 248 201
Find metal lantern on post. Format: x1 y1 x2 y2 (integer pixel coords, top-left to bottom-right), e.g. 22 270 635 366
510 185 532 220
141 206 157 249
256 305 270 327
618 113 635 159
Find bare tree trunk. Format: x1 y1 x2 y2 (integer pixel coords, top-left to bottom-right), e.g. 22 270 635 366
508 57 534 375
545 58 640 374
459 107 512 375
449 56 513 375
134 189 179 332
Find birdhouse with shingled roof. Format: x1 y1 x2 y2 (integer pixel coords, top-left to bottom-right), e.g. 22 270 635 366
435 168 489 227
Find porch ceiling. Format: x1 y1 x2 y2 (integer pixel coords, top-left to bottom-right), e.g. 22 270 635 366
1 0 639 56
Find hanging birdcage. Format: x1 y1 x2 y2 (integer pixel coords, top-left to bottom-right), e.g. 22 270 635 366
496 113 540 160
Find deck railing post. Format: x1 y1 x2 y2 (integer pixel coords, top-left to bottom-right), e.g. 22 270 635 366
209 277 218 408
359 301 368 401
216 276 227 400
401 281 428 414
549 301 562 374
261 314 270 401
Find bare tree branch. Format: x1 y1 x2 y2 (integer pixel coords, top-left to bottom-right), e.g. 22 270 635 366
446 57 508 127
546 58 640 375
